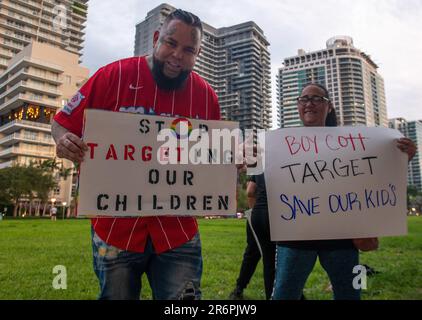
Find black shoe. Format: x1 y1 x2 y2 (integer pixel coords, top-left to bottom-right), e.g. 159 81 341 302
229 288 244 300
362 264 380 277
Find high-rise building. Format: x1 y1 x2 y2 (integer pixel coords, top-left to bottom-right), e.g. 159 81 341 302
0 1 89 213
0 42 89 208
389 118 422 192
277 36 387 128
134 3 272 131
0 0 88 74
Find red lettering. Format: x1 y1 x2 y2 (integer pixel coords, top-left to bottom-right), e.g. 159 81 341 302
338 136 349 148
142 146 152 161
285 136 300 155
309 136 318 154
347 133 356 151
176 147 184 162
358 133 367 151
106 144 118 160
87 142 98 159
160 147 169 162
325 133 368 152
286 136 318 155
124 145 135 160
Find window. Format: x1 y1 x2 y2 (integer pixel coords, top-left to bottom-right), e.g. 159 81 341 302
24 131 37 140
30 93 43 101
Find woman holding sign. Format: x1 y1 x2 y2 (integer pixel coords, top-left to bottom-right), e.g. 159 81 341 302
271 83 416 300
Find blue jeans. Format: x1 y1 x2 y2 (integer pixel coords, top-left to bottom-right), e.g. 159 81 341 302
272 246 360 300
91 229 203 300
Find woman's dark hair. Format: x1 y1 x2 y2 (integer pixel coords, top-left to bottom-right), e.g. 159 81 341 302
164 9 203 37
301 83 338 127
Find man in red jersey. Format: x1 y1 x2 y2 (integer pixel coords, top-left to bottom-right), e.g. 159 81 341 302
52 9 220 300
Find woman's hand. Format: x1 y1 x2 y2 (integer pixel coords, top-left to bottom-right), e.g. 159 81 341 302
397 138 416 161
353 238 379 252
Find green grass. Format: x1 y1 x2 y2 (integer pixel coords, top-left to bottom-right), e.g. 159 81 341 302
0 217 421 300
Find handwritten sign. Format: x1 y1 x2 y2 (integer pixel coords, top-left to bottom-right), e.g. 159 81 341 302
263 127 408 241
78 109 238 217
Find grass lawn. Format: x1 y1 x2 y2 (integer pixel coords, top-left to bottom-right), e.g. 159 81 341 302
0 217 421 300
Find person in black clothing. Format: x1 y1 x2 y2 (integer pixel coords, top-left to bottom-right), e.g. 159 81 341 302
229 220 261 300
230 175 276 300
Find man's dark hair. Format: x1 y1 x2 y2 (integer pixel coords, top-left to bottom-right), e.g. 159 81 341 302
163 9 203 37
301 82 338 127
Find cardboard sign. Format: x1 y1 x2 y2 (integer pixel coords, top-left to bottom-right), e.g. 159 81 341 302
264 127 408 241
78 109 238 217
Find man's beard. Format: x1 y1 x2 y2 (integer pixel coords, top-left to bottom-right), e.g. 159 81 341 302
152 56 191 91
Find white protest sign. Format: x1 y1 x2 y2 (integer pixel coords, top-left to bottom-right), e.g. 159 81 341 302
78 109 238 217
264 127 408 241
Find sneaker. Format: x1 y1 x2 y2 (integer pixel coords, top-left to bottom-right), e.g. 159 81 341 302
229 288 244 300
362 264 380 277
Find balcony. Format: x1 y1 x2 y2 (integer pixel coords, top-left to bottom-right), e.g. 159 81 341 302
37 32 63 46
66 23 85 35
1 18 38 36
1 0 41 17
0 8 39 29
0 59 8 69
0 68 62 88
14 0 41 11
1 38 25 51
5 57 64 75
25 81 61 96
63 47 79 56
0 93 59 113
1 29 32 45
40 4 57 17
0 79 60 97
0 47 14 59
0 132 55 147
25 70 63 85
0 120 51 135
0 146 54 159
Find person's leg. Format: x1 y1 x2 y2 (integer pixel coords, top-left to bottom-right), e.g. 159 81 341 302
261 241 276 300
147 232 203 300
272 246 317 300
251 209 275 300
92 230 147 300
230 221 261 299
318 248 360 300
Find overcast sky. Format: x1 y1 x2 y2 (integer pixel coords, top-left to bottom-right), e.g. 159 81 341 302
82 0 422 125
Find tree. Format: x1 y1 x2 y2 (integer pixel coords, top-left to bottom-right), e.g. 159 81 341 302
407 186 418 205
0 169 12 207
407 185 422 214
237 187 248 212
0 163 57 217
1 166 32 217
236 171 249 212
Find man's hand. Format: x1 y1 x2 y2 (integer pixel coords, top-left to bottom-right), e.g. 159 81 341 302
56 132 88 163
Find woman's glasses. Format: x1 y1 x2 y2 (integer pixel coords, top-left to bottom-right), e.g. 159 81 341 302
297 95 330 106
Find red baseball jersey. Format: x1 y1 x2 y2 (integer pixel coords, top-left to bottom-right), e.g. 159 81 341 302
54 56 221 253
